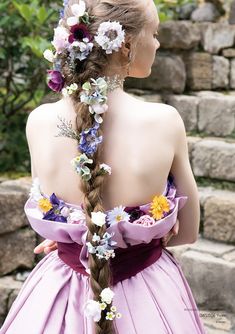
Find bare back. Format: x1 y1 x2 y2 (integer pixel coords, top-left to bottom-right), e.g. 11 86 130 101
26 92 175 210
26 90 200 246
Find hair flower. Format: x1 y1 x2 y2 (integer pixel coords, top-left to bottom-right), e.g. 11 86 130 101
51 26 70 54
46 70 65 92
62 83 78 97
43 49 55 63
149 195 170 220
67 1 87 26
84 287 121 323
80 77 109 124
100 287 114 304
83 299 102 322
71 153 93 181
68 38 94 62
86 231 117 260
94 21 125 54
79 122 103 156
91 211 107 227
68 23 93 43
99 163 112 175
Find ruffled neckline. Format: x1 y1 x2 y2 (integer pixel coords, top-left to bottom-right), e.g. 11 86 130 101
30 172 174 212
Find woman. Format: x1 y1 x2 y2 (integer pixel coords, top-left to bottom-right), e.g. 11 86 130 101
0 0 206 333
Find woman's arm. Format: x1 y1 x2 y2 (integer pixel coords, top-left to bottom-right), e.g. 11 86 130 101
166 108 200 247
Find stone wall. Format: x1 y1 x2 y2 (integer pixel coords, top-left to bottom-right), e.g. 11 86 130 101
125 20 235 93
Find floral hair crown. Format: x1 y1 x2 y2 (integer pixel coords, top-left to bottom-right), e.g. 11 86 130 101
43 0 126 94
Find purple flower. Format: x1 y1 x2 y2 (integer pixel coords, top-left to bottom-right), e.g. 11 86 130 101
79 122 103 155
47 70 65 92
43 209 67 223
124 206 146 223
68 24 93 43
42 193 68 223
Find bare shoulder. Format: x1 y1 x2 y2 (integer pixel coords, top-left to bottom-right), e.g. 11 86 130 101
128 93 179 121
128 94 182 136
26 101 60 124
25 100 64 138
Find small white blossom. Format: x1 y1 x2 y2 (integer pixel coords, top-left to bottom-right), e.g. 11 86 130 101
106 311 115 320
100 287 115 304
92 233 101 243
43 49 55 62
100 163 112 175
62 83 78 97
110 305 117 312
67 1 86 26
91 211 107 227
83 299 101 322
100 302 107 310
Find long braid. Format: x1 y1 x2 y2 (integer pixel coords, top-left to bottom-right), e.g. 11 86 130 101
51 0 150 332
61 42 115 332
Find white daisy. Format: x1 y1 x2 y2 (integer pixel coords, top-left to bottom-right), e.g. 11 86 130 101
106 205 130 226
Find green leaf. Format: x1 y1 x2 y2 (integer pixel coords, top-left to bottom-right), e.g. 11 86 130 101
21 36 49 58
37 6 48 24
12 2 32 22
0 48 6 60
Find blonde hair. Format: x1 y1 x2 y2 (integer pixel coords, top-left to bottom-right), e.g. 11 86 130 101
58 1 150 332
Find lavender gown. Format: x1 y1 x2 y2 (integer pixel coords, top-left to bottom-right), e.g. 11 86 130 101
0 176 206 334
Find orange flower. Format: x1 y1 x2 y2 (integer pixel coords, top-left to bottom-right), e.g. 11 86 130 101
38 198 53 213
149 195 170 220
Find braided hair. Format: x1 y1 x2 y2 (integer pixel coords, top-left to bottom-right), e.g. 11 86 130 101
53 1 149 332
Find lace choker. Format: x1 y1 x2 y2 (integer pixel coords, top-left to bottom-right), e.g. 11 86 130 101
103 74 125 92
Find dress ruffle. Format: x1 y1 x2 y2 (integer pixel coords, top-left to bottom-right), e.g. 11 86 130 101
0 180 207 334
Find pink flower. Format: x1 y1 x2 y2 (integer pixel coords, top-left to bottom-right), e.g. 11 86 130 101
132 214 155 227
47 70 65 92
51 26 69 54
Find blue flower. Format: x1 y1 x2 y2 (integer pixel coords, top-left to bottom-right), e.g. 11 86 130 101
59 0 69 19
79 122 103 155
42 193 67 223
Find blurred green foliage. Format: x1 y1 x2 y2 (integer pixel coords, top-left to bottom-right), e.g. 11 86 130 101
154 0 198 22
0 0 61 173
